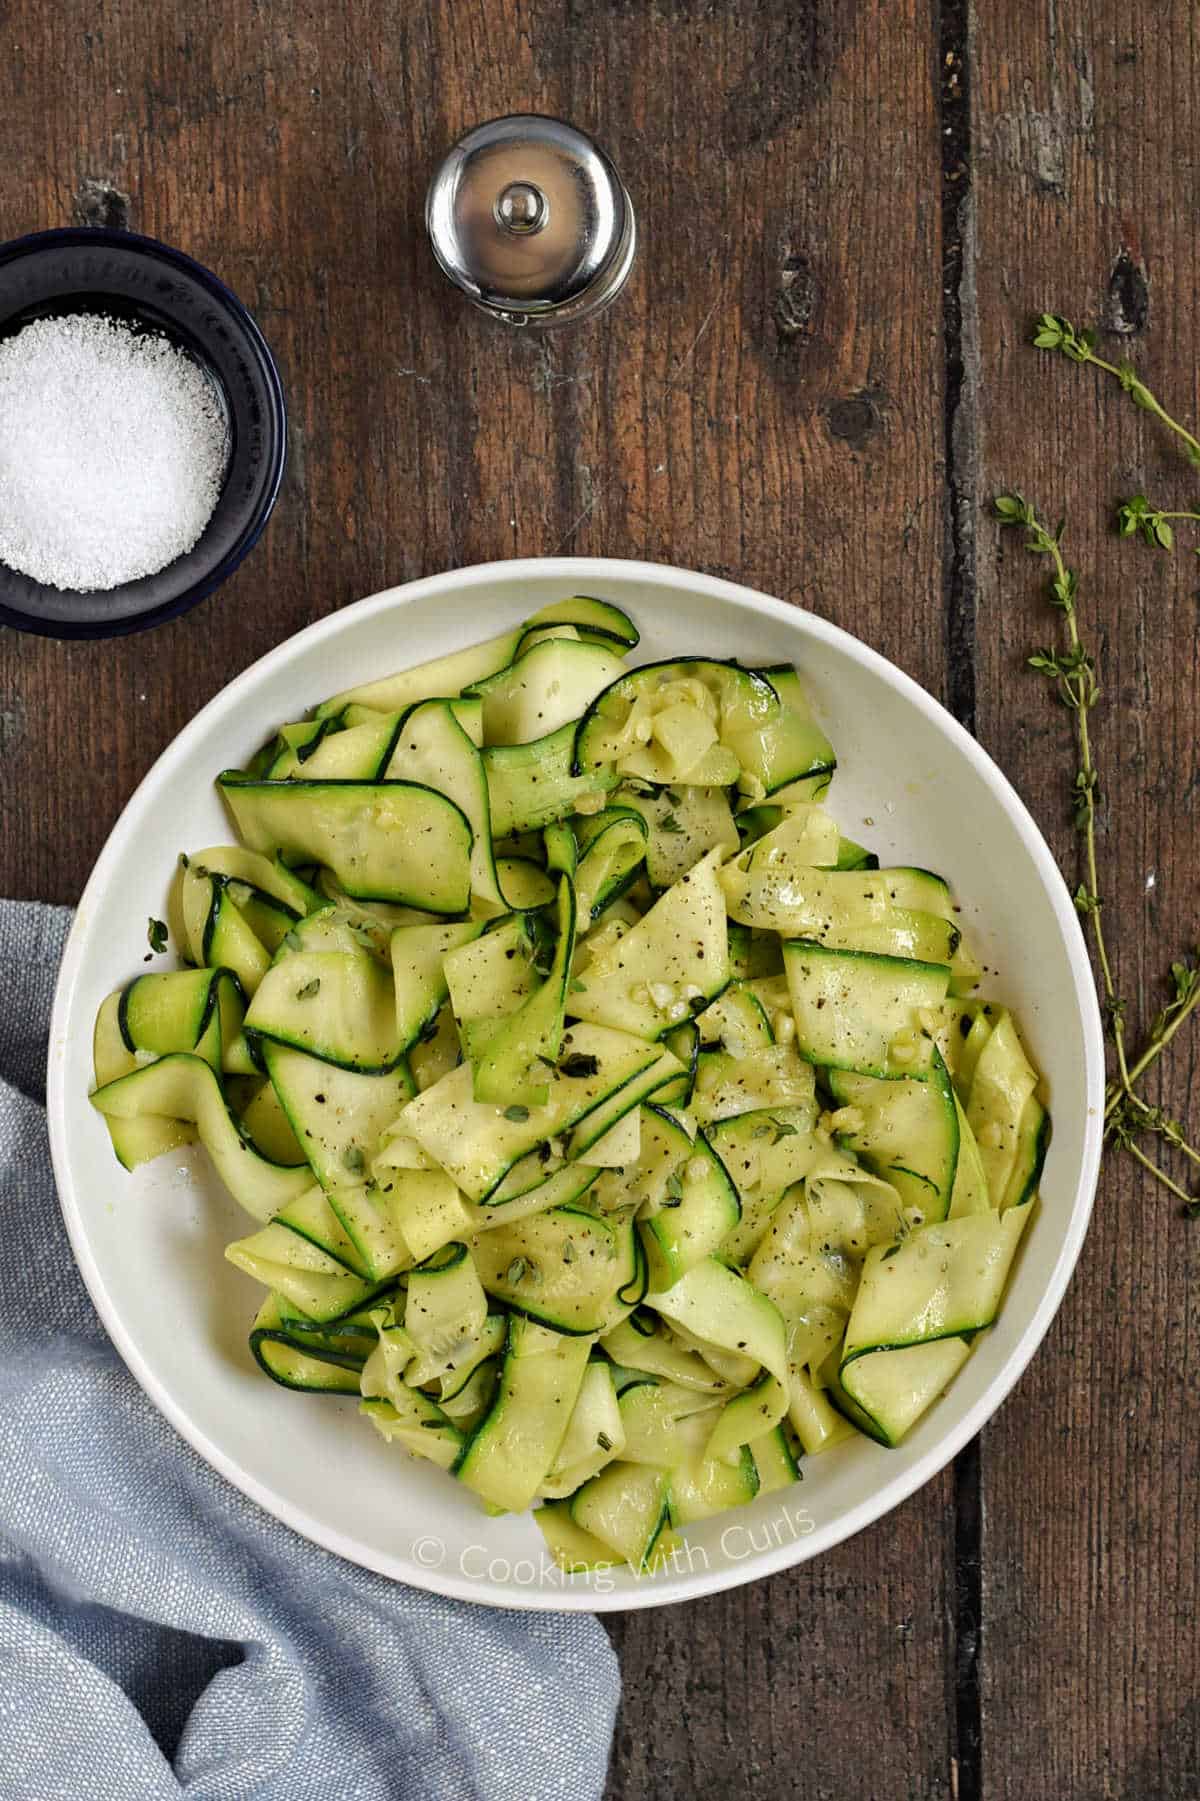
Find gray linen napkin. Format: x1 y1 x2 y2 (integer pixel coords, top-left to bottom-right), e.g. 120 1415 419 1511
0 899 619 1801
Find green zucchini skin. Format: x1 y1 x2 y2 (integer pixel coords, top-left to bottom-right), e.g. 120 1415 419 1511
91 1052 313 1219
571 657 780 778
472 877 577 1109
249 1294 368 1395
783 940 950 1079
245 951 405 1074
727 665 836 801
573 809 649 918
1020 1103 1051 1206
467 637 627 745
567 846 730 1042
218 776 474 913
118 967 246 1064
484 723 620 836
315 625 527 720
519 595 640 650
827 1049 961 1221
455 1316 593 1513
88 599 1053 1569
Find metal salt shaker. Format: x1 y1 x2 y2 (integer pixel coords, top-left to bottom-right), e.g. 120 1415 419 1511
425 115 637 328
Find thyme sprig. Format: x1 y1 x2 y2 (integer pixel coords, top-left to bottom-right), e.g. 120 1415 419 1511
1033 313 1200 551
1115 494 1200 551
995 492 1200 1211
1033 313 1200 466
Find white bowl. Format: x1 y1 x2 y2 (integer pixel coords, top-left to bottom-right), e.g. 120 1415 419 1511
48 558 1105 1611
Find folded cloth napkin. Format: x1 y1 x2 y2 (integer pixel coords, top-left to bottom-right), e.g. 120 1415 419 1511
0 900 620 1801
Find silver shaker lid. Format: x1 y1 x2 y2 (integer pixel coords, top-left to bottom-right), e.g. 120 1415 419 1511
425 114 636 327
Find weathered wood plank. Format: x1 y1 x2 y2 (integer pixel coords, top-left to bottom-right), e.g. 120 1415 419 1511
489 2 955 1795
970 3 1200 1795
0 0 954 905
0 4 958 1796
604 1492 956 1801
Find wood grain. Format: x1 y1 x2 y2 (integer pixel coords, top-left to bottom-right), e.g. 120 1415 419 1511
0 3 956 1793
16 0 1200 1796
564 12 960 1790
970 3 1200 1796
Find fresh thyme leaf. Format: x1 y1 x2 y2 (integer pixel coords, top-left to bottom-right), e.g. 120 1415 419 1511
562 1238 575 1264
503 1104 530 1122
664 1171 684 1207
771 1119 798 1144
570 979 588 994
147 918 168 955
559 1053 600 1078
1172 960 1199 1004
880 1242 902 1262
659 812 685 835
296 977 321 1000
1031 315 1200 531
597 1431 614 1451
342 1146 365 1174
505 1257 528 1284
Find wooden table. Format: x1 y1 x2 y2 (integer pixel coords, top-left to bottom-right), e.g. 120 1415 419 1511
3 4 1197 1795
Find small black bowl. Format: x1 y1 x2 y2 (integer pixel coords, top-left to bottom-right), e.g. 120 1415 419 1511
0 227 286 639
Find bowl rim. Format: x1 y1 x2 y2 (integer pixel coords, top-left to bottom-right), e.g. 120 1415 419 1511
47 556 1107 1610
0 225 287 641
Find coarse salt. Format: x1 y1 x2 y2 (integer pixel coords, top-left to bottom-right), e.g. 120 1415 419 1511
0 312 228 592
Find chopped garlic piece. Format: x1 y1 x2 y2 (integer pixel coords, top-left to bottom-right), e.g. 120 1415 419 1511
828 1105 864 1135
